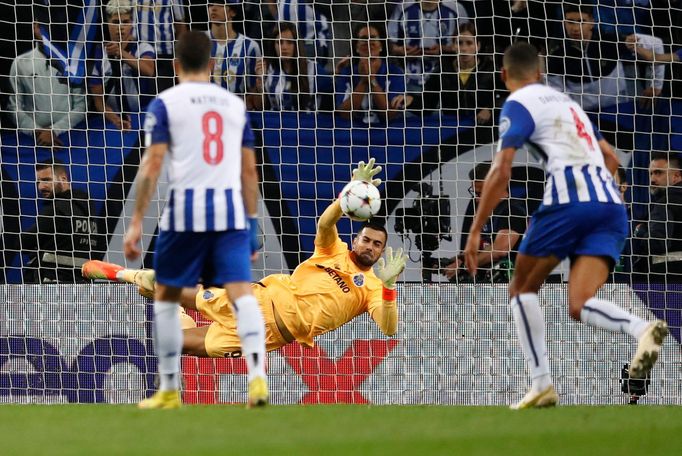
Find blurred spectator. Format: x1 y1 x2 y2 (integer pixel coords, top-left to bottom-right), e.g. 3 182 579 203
633 153 682 281
442 161 526 282
265 0 332 62
387 0 467 93
335 24 407 124
546 3 663 113
17 160 105 283
136 0 187 92
411 22 501 128
254 22 333 111
462 1 549 55
328 0 399 63
7 23 87 149
89 0 156 130
626 35 681 63
594 0 652 39
613 166 634 279
206 0 261 110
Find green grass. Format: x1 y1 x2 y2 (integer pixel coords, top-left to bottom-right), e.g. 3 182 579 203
1 405 681 455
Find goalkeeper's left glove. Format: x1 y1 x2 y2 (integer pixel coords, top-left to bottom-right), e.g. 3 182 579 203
248 216 261 254
375 247 407 290
352 158 382 187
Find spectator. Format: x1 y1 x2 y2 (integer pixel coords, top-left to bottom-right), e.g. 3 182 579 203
206 0 261 110
633 153 682 282
626 35 681 63
18 160 105 283
7 23 87 148
387 0 466 94
442 161 527 282
594 0 652 39
253 22 333 111
613 166 634 280
266 0 332 62
135 0 187 92
89 0 156 130
411 22 500 127
335 24 407 124
545 3 663 113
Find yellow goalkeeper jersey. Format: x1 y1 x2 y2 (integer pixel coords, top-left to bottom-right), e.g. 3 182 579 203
260 237 387 347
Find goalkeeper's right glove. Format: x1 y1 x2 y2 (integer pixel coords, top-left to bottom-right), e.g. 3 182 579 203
352 158 382 187
375 247 407 290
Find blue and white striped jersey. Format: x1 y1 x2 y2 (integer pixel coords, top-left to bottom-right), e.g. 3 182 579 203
136 0 185 56
387 1 466 85
498 83 622 206
144 82 255 232
278 0 331 59
207 31 261 96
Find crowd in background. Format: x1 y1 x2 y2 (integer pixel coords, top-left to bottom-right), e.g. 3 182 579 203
1 0 682 283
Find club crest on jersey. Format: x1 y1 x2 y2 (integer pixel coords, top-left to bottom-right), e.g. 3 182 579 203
143 112 157 134
353 273 365 287
499 116 511 135
203 290 214 300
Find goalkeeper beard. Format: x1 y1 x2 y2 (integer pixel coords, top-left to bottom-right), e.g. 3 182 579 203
350 250 379 268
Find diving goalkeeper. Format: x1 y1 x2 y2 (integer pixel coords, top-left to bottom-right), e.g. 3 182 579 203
83 159 407 357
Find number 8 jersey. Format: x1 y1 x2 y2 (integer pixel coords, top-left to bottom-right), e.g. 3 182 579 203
498 83 622 208
143 81 255 232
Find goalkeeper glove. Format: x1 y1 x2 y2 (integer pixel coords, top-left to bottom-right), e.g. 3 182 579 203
248 216 261 254
375 247 407 290
352 158 382 187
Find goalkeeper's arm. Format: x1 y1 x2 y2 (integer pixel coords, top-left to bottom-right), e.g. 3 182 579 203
315 158 383 249
370 247 407 336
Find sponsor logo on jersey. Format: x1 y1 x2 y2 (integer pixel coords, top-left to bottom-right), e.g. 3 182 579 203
316 264 351 293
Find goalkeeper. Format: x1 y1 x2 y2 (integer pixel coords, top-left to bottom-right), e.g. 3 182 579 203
83 159 407 357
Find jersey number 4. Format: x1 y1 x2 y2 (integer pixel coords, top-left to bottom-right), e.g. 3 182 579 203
202 111 224 165
570 107 594 151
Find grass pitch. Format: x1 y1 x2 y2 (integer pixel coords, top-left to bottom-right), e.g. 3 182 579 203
1 404 681 455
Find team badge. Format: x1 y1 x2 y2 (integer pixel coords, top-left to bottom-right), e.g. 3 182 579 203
143 112 157 134
499 116 511 135
203 290 214 300
353 273 365 287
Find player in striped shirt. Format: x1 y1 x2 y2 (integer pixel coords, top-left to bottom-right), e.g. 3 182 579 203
123 31 268 409
136 0 187 92
206 1 261 109
465 42 668 410
387 0 467 90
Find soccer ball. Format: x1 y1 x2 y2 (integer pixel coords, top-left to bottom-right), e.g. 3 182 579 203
339 180 381 221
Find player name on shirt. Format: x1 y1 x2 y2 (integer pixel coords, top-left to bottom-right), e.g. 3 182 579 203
189 95 231 106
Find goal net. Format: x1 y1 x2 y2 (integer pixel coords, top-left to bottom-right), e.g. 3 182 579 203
0 0 680 404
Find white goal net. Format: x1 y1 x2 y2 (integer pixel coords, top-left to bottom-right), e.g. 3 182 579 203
0 0 680 404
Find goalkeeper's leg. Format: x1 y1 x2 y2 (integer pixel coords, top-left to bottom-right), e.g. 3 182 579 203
82 260 197 329
82 259 155 291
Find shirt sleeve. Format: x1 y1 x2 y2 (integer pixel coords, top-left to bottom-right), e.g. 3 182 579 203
386 6 404 44
335 68 352 106
316 63 334 94
144 98 170 146
246 40 262 90
242 111 255 148
592 123 604 141
172 1 185 20
498 100 535 149
386 65 405 103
